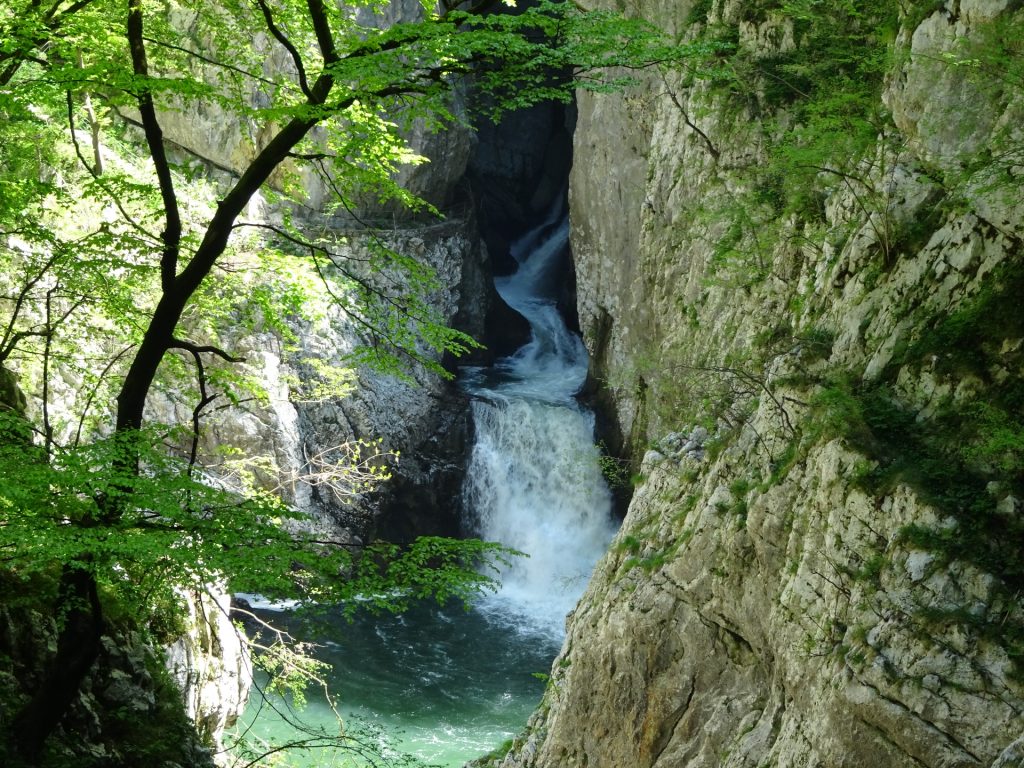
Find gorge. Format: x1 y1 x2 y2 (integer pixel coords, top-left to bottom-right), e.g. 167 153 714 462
1 0 1023 767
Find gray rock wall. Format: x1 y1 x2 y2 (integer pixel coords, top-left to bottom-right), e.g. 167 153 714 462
499 1 1024 766
165 586 252 756
0 589 238 767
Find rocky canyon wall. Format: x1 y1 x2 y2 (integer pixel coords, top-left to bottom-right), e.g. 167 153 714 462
501 1 1024 766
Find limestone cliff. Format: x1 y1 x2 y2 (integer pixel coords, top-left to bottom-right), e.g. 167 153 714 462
165 586 252 756
502 1 1024 766
0 581 246 767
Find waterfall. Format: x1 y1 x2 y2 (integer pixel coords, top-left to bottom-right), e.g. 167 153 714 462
238 205 616 768
461 207 617 640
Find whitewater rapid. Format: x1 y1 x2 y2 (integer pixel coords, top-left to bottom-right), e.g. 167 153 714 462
461 207 617 639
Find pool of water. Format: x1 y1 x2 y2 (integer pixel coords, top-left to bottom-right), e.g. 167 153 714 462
231 598 561 767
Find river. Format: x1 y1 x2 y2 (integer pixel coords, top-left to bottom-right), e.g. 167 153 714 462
234 206 616 767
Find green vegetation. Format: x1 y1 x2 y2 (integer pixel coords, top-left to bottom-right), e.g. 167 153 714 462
675 0 1022 291
801 262 1024 670
0 0 695 763
675 0 906 286
473 737 516 766
596 440 632 488
728 476 752 522
615 520 684 575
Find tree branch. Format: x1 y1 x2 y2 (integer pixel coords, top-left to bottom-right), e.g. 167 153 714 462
141 34 282 91
169 341 218 479
0 0 98 86
42 286 56 460
66 92 161 245
661 73 720 161
168 338 246 364
305 0 339 66
126 0 182 292
0 252 59 363
73 345 134 448
252 0 312 98
166 339 245 479
76 49 104 175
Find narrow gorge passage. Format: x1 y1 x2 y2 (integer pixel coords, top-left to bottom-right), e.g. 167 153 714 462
238 203 618 767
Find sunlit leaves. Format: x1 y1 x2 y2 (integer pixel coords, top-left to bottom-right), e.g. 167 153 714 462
3 0 692 398
0 414 512 618
0 0 673 675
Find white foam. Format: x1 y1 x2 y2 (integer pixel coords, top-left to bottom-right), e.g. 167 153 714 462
462 208 616 639
233 592 302 612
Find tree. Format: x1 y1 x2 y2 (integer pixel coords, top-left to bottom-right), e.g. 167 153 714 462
0 0 691 762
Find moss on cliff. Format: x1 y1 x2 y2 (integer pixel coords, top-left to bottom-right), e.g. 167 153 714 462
0 581 214 768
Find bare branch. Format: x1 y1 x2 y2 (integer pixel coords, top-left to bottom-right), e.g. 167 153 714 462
661 72 720 161
293 440 396 504
251 0 312 98
168 338 246 364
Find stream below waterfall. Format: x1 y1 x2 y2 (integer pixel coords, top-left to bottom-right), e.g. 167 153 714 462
235 206 616 767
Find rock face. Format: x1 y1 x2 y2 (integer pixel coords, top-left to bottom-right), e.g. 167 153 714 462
288 219 495 541
165 587 252 755
0 590 238 768
500 1 1024 767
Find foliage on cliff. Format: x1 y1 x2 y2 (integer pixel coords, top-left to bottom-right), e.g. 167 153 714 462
672 0 1024 605
496 1 1024 765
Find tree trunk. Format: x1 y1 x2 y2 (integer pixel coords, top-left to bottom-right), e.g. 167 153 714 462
6 566 104 763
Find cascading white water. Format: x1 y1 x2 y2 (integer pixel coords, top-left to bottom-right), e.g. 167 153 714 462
462 207 617 639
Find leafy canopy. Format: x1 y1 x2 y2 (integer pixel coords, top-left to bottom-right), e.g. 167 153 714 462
0 4 693 752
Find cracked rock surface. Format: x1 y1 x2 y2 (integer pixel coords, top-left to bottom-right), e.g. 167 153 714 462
498 1 1024 766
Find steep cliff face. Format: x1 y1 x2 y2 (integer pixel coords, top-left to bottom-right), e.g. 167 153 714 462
503 1 1024 766
0 584 245 767
288 219 495 540
165 586 251 755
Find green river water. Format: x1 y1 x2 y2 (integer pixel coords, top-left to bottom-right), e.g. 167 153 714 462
232 599 560 767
